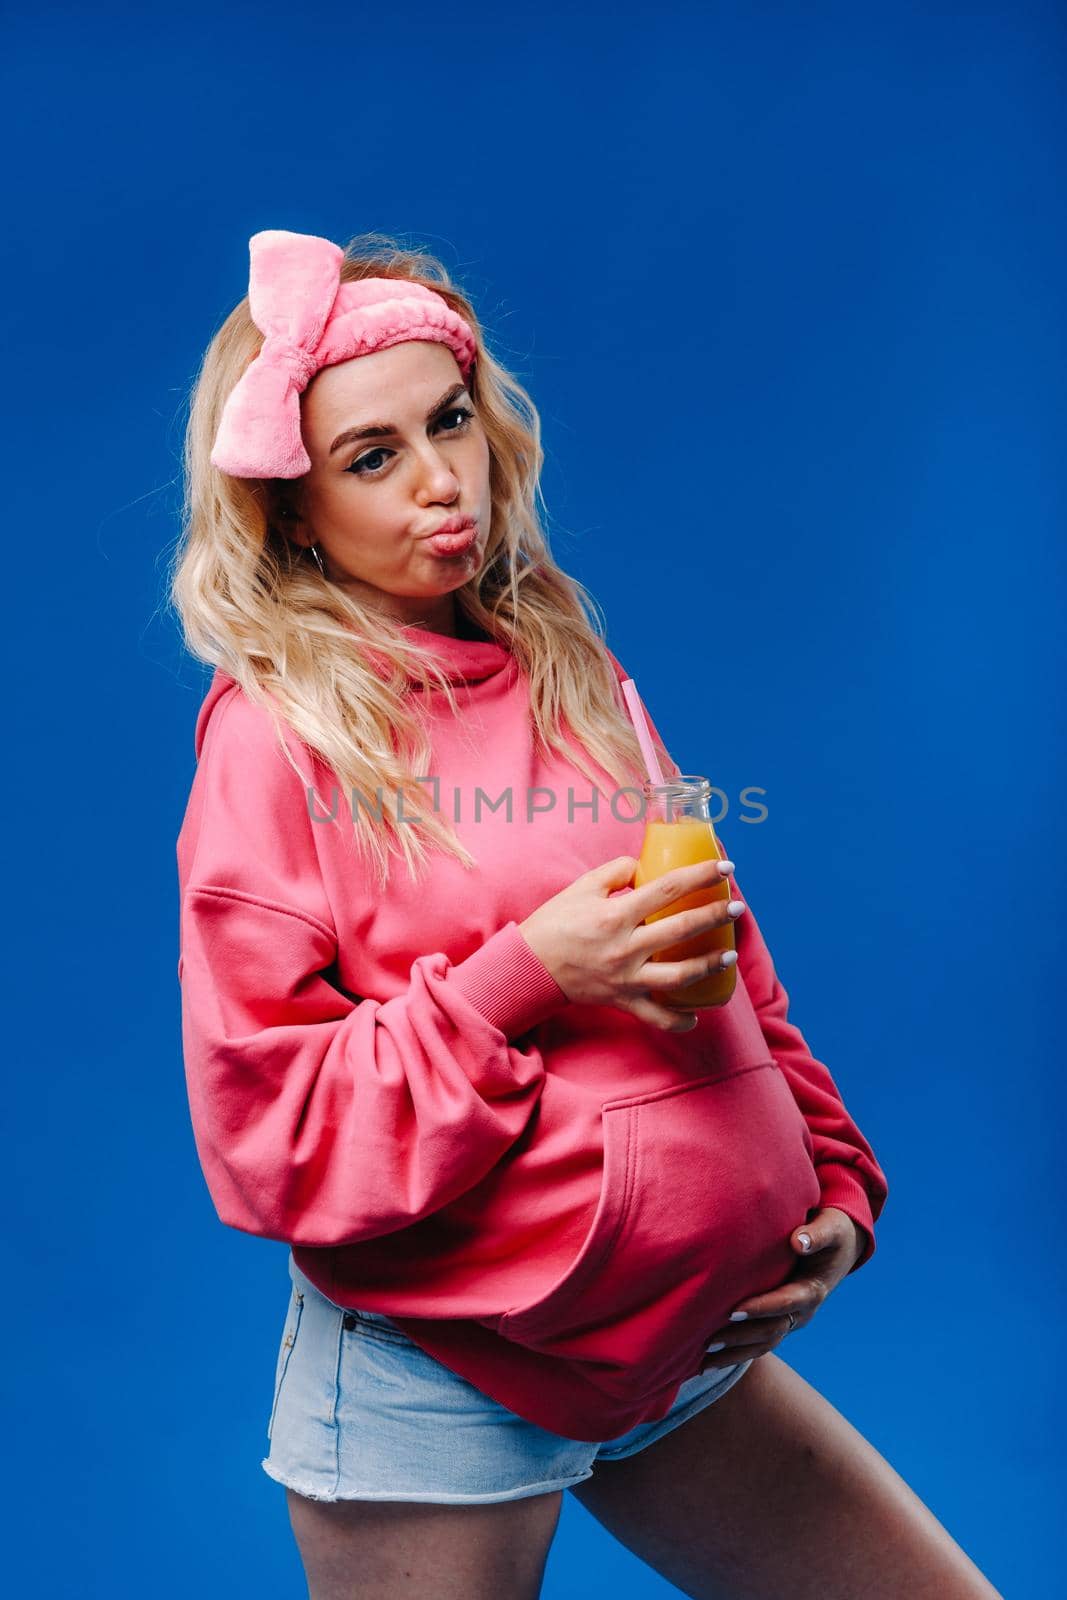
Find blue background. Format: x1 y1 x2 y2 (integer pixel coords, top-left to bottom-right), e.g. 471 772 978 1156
4 2 1062 1594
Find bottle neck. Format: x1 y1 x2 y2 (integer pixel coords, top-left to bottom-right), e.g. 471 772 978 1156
641 775 712 823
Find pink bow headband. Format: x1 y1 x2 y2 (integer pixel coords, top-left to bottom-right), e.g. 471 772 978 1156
209 229 478 479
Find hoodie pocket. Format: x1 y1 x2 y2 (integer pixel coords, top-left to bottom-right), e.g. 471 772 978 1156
497 1063 822 1366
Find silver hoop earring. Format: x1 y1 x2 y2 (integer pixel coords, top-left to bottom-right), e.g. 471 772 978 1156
309 543 327 577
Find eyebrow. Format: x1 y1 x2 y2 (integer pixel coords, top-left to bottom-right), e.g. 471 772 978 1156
328 382 470 457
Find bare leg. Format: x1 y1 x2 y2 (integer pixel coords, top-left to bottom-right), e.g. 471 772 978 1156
568 1354 1003 1600
285 1484 563 1600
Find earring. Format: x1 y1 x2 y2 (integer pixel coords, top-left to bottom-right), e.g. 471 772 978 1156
309 543 327 577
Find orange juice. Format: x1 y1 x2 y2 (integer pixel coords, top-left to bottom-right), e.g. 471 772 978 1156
633 800 736 1009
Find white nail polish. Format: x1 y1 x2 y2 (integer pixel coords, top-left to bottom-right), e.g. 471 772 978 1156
729 1311 749 1321
705 1340 726 1352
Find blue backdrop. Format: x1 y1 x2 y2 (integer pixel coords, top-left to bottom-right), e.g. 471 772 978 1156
5 3 1062 1595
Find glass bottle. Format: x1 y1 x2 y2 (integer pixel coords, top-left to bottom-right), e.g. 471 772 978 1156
632 775 736 1009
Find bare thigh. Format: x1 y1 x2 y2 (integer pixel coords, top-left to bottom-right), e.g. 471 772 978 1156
568 1353 1003 1600
285 1484 563 1600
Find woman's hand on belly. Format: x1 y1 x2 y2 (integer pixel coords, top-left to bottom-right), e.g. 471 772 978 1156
698 1208 867 1370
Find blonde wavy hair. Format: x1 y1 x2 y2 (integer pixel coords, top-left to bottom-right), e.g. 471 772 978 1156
168 230 677 889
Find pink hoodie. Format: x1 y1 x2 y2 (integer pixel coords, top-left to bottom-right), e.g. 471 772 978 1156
176 624 887 1442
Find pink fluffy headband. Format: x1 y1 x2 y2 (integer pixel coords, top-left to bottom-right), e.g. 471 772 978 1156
209 229 478 479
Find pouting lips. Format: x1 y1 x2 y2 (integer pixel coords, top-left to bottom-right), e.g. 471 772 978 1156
424 524 479 556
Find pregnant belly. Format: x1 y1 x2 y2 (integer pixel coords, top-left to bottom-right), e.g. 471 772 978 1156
481 1060 822 1399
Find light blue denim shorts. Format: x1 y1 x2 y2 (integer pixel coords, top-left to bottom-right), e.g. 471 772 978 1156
261 1253 754 1504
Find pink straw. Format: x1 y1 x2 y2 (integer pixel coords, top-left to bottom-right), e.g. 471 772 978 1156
619 677 668 788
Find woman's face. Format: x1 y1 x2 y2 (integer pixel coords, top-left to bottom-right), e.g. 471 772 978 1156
281 339 492 634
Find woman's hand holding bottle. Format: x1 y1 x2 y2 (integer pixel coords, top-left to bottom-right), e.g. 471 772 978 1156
519 855 746 1033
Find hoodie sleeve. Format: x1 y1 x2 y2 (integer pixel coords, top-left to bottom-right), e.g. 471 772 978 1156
176 686 569 1249
717 844 889 1272
602 645 887 1273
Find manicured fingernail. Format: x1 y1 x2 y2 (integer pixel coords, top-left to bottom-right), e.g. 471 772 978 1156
705 1340 727 1352
797 1232 812 1251
717 860 735 874
720 951 738 967
726 900 746 918
729 1311 749 1321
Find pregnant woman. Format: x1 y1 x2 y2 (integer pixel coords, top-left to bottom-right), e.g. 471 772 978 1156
172 228 1001 1599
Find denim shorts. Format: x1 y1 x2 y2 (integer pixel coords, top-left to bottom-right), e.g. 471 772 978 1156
261 1253 755 1504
